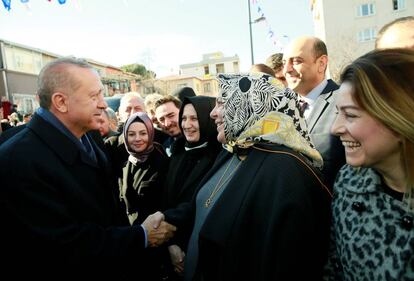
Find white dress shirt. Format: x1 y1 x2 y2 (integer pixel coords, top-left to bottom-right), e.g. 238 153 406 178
301 79 328 120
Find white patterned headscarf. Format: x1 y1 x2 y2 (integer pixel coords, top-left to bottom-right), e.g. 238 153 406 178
217 73 323 168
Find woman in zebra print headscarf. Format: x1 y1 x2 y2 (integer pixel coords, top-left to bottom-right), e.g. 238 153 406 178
164 72 332 281
218 72 323 168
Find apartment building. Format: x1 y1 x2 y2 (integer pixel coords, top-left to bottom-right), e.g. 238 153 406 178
138 52 238 97
137 74 218 97
180 52 240 77
0 39 140 114
311 0 414 80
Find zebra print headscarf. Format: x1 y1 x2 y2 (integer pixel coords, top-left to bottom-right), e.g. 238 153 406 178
217 73 323 168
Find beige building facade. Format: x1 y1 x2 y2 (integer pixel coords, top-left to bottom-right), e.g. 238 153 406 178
311 0 414 81
138 75 219 97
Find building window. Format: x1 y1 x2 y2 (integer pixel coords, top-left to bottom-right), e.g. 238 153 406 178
358 27 377 42
15 55 23 68
233 61 239 73
177 83 187 88
357 3 375 16
204 65 209 75
216 63 224 73
204 83 211 93
393 0 405 10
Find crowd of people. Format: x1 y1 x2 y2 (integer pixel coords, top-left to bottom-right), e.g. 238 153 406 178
0 16 413 280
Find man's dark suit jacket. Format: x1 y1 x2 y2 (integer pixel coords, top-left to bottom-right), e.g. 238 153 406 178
0 114 145 277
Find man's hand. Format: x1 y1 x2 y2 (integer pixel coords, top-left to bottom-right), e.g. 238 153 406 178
168 244 185 275
142 211 177 247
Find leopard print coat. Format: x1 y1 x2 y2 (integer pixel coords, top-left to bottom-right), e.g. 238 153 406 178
324 165 414 281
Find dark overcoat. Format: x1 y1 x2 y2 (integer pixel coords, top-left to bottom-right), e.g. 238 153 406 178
0 114 146 277
166 144 331 281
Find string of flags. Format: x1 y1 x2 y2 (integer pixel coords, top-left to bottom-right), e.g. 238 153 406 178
251 0 284 51
2 0 67 12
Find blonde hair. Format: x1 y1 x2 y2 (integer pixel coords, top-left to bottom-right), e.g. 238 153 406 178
340 48 414 210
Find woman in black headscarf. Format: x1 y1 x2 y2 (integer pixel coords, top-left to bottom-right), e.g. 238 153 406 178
163 96 221 278
164 73 332 281
164 96 221 209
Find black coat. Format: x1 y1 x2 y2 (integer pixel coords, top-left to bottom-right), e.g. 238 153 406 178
164 95 220 209
0 114 146 277
163 138 220 210
120 143 169 225
0 122 24 145
166 144 331 281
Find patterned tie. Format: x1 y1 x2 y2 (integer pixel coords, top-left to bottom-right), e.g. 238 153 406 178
299 99 309 116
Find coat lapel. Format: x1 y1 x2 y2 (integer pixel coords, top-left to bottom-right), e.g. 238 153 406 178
307 79 339 132
307 95 329 132
29 114 79 165
132 164 149 190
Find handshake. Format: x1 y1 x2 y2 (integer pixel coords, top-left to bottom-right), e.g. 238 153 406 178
142 211 177 247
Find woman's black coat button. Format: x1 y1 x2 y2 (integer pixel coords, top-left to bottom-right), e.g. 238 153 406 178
401 215 413 230
352 202 365 213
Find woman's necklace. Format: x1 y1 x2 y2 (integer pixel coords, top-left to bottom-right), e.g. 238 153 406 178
204 156 242 208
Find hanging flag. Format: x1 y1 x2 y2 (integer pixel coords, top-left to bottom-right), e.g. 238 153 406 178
74 0 82 11
251 0 283 49
20 0 31 12
267 30 274 39
256 6 264 17
2 0 11 11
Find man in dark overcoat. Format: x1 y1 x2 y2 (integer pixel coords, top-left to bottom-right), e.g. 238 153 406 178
0 57 175 279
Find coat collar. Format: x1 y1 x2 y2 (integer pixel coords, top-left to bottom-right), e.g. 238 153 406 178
336 165 380 194
28 114 104 168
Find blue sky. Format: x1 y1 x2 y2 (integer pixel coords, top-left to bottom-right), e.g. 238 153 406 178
0 0 314 77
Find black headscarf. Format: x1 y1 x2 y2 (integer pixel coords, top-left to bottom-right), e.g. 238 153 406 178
173 87 196 103
178 96 217 149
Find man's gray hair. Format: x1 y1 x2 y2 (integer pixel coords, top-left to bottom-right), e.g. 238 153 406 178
103 107 118 124
37 57 93 109
119 92 145 111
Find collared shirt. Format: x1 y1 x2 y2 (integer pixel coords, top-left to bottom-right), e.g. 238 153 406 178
36 107 97 163
301 79 328 120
